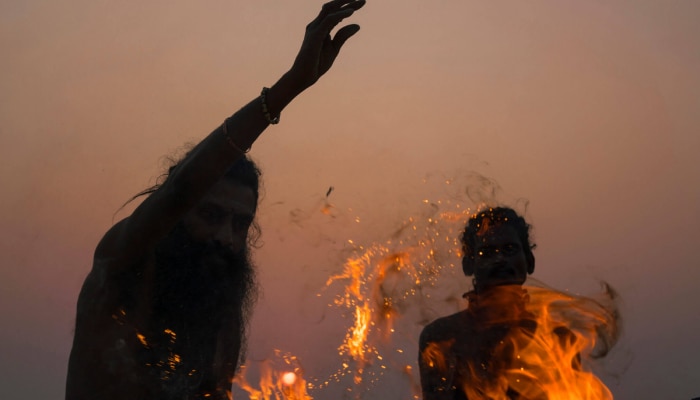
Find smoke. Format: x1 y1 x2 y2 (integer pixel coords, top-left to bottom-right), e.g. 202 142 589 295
234 171 622 399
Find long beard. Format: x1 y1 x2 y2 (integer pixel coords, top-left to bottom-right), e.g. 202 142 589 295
151 223 258 365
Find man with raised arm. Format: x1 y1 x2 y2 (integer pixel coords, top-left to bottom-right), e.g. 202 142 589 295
66 1 366 399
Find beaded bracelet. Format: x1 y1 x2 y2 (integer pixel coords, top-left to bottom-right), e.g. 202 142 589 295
260 87 280 125
221 117 250 154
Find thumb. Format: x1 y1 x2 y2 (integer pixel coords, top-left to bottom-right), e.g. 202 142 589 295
332 24 361 51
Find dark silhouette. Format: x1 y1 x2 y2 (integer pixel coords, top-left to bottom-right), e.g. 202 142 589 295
418 207 618 399
419 207 537 400
65 1 366 399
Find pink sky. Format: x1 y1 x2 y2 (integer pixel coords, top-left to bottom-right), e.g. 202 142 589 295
1 1 699 399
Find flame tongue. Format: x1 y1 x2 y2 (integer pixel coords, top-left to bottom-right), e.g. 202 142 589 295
231 193 620 399
434 284 618 400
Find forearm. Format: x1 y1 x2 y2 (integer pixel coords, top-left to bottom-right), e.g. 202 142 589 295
226 73 305 150
170 73 304 195
113 0 364 259
419 330 459 400
118 74 305 257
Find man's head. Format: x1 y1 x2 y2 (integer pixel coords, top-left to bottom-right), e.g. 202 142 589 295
159 153 262 298
127 153 263 251
181 155 262 254
150 155 262 368
461 207 536 291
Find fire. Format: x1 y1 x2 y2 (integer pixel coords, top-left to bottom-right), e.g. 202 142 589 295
234 350 312 400
347 301 371 362
320 201 470 395
282 372 297 386
421 284 620 399
232 175 620 399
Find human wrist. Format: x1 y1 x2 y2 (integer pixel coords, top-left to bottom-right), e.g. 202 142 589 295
255 75 303 127
272 72 308 103
260 87 280 125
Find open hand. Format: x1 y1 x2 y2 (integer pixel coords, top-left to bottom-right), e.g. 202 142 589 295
289 0 366 91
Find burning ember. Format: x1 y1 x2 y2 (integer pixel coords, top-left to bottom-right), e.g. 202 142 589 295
420 284 620 399
234 177 621 399
320 199 470 396
234 350 312 400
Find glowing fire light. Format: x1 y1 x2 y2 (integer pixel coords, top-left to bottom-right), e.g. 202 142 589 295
234 351 312 400
318 199 471 396
421 284 620 399
282 372 297 386
233 175 620 399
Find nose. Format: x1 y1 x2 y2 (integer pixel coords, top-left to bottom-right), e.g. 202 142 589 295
214 224 234 249
488 250 508 268
493 249 506 260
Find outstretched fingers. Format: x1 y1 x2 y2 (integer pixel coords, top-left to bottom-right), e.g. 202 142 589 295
311 0 366 31
289 0 365 88
319 0 366 18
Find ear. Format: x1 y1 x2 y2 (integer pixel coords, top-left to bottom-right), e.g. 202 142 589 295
526 253 535 275
462 256 474 276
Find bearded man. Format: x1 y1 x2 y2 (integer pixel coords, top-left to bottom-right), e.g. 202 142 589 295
66 1 366 399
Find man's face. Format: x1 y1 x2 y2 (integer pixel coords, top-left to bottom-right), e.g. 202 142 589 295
472 224 530 289
154 179 258 323
182 179 257 255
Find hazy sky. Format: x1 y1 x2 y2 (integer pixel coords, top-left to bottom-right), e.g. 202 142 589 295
1 1 699 399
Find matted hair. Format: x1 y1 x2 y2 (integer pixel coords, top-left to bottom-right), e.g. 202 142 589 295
461 206 536 275
124 153 263 248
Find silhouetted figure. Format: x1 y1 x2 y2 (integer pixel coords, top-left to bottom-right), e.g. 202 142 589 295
419 207 540 399
65 1 366 399
418 207 618 399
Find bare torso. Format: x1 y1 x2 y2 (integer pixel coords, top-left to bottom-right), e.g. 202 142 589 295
66 237 240 400
418 289 538 400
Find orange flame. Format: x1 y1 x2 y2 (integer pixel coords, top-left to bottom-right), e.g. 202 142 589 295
232 178 620 399
421 284 619 399
234 350 312 400
318 200 474 395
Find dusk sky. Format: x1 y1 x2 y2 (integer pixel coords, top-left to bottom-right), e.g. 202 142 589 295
1 1 699 399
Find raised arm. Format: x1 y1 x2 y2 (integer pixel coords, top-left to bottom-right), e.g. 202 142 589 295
97 0 366 263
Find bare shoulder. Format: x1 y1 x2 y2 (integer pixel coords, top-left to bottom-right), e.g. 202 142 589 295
93 216 155 272
75 217 154 326
420 309 473 347
94 218 129 259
